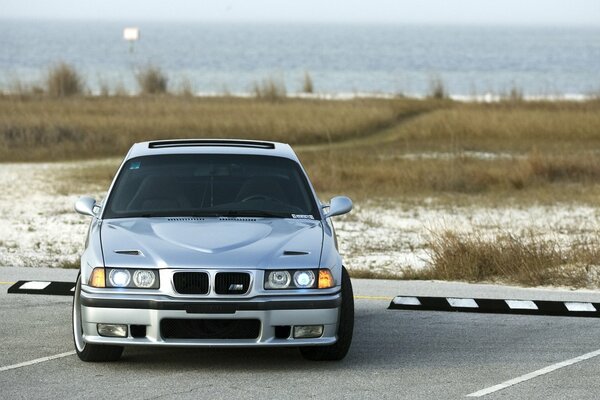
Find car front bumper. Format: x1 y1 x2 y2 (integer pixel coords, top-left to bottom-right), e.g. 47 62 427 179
80 289 341 347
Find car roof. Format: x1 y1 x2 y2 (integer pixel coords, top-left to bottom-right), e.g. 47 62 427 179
126 139 299 161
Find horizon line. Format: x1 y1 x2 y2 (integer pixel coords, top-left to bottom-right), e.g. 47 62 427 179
0 17 599 28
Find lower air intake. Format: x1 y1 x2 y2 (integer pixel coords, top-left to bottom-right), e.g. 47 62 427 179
160 319 261 340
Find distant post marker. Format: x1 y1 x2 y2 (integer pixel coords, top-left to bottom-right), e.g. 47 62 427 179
123 27 140 53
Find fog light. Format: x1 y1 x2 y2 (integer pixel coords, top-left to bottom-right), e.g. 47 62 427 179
97 323 128 337
293 325 324 338
133 270 156 288
109 269 131 287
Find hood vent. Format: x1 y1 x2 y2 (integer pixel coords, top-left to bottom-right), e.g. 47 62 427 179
167 217 205 221
114 250 143 256
218 217 257 222
283 250 309 256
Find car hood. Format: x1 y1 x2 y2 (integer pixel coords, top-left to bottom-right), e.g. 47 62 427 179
100 217 323 269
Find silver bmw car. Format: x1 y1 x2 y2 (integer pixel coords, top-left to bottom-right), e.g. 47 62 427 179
73 139 353 362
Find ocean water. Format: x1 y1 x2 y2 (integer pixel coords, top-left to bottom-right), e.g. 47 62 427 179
0 20 598 96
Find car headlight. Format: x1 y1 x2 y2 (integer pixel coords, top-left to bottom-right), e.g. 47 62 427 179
265 269 330 289
133 269 156 288
89 268 159 289
266 271 291 289
109 269 131 287
293 270 315 288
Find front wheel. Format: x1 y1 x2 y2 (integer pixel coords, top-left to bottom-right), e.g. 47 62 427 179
72 274 124 362
300 267 354 361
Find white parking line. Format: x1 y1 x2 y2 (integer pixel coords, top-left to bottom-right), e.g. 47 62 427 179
466 348 600 397
0 351 75 373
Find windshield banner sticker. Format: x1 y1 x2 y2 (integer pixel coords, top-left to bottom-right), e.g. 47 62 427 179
291 214 314 219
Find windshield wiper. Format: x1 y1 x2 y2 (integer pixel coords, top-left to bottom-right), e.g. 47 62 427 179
186 212 227 218
124 211 223 218
135 213 166 218
123 210 290 219
220 210 290 218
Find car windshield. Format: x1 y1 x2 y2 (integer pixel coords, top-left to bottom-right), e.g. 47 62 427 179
103 154 319 219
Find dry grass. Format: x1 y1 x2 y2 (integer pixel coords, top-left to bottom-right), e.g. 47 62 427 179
505 86 524 102
387 101 600 153
45 63 84 97
252 77 287 101
177 77 194 97
302 72 314 94
338 226 600 289
53 159 120 195
407 231 600 288
348 269 403 280
136 66 168 95
1 95 600 203
428 77 447 99
299 149 600 204
0 96 417 161
297 100 600 201
58 258 81 269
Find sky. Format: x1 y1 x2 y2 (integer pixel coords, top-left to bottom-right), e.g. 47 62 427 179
1 0 599 25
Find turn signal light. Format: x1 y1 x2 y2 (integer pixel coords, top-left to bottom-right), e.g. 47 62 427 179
318 269 334 289
89 267 106 288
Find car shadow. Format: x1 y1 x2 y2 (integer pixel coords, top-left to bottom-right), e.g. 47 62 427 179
109 301 404 371
107 299 600 373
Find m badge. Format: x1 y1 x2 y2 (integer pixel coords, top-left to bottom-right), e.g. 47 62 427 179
229 283 244 291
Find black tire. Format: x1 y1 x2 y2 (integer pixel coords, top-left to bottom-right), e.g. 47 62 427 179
72 274 124 362
300 266 354 361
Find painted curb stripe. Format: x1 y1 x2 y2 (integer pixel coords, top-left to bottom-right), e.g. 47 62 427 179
505 300 538 310
447 297 478 308
0 351 75 373
19 281 51 290
466 348 600 397
7 281 76 296
564 302 596 312
389 296 600 318
393 296 421 306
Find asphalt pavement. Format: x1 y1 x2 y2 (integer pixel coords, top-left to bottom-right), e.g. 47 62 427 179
1 266 600 399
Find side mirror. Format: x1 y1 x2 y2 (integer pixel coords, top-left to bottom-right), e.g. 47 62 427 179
74 196 97 217
324 196 352 218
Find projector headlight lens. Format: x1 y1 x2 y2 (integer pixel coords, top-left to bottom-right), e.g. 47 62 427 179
267 271 291 289
293 270 315 288
133 270 156 288
108 269 131 287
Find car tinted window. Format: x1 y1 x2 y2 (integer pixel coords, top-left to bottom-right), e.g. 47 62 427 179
103 154 319 219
